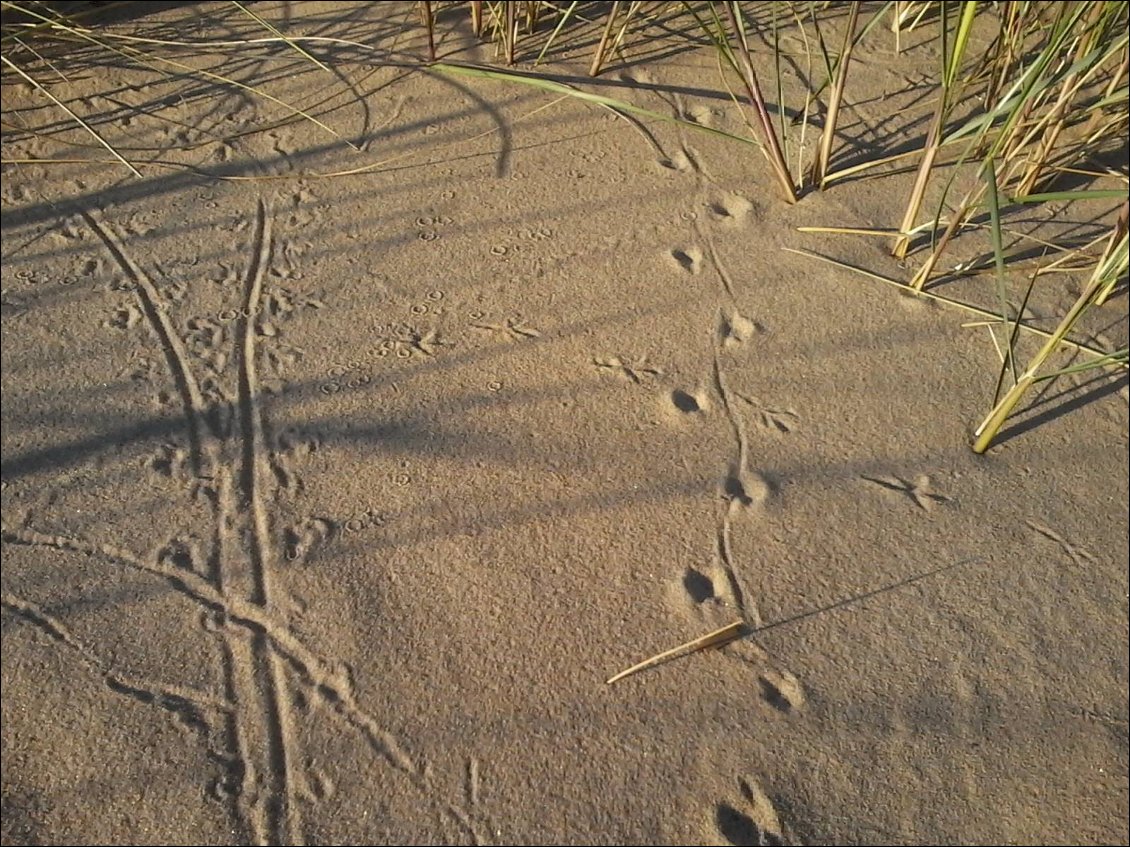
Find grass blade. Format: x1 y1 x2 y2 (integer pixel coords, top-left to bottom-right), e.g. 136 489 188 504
431 61 761 148
589 1 621 76
0 53 142 176
722 2 797 203
785 246 1126 363
813 1 859 188
606 621 746 684
1011 189 1128 204
984 158 1020 390
230 0 335 73
972 208 1129 453
535 1 579 65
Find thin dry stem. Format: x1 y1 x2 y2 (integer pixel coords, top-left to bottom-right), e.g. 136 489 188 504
590 1 621 76
606 621 747 685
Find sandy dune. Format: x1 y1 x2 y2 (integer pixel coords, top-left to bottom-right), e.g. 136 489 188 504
2 3 1127 845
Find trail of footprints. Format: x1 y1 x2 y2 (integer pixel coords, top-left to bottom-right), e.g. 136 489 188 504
597 75 1104 844
607 89 811 842
599 75 979 845
715 776 793 846
0 195 489 846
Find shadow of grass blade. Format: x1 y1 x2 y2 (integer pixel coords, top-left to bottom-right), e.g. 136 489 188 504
3 2 359 156
230 0 335 73
430 61 761 149
0 53 142 176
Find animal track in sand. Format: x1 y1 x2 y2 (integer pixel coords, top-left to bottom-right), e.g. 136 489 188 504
683 103 721 127
667 387 710 415
758 668 805 713
103 304 142 330
185 316 231 374
715 777 789 846
319 361 374 396
718 310 765 348
678 563 740 611
407 288 447 319
862 473 951 512
155 536 204 574
721 464 774 512
283 517 335 563
707 192 755 227
341 507 389 535
299 761 335 803
119 353 160 384
366 323 450 360
270 460 303 497
2 592 221 750
654 142 703 175
6 200 491 845
657 149 693 172
276 427 320 459
518 225 554 242
145 442 191 481
470 315 541 341
683 566 717 604
1026 519 1099 567
669 246 703 275
593 355 664 384
735 394 799 434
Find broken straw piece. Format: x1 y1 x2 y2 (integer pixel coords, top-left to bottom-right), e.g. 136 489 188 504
606 620 747 685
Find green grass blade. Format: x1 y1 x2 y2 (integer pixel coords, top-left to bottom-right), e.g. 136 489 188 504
785 247 1123 364
1010 189 1129 204
973 226 1127 453
1034 349 1130 380
945 1 978 88
984 158 1019 390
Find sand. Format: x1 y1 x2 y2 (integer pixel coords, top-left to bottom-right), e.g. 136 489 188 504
1 3 1127 845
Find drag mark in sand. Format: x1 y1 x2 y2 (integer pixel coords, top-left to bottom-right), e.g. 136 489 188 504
2 199 489 845
231 199 301 843
1025 519 1099 567
1 592 227 743
79 207 216 481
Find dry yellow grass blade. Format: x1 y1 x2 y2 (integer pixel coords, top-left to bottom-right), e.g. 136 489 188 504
0 54 142 177
783 247 1126 366
606 620 747 685
797 226 901 237
229 0 334 74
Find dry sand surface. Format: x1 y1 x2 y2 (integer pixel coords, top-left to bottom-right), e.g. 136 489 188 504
1 3 1128 845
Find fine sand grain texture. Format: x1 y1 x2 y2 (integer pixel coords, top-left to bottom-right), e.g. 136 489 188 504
2 3 1127 845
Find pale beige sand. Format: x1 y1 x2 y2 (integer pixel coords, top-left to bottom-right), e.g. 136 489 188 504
2 3 1127 845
